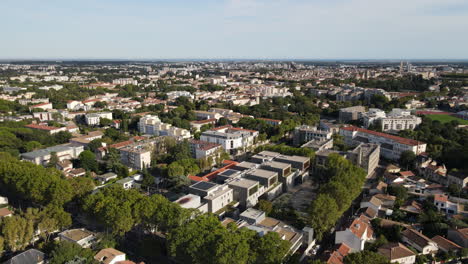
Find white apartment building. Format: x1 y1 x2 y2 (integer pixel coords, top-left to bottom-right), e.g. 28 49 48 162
166 90 194 100
200 125 259 154
119 144 152 170
85 112 113 126
361 108 386 128
21 144 84 165
340 126 426 160
381 115 422 132
189 139 223 160
293 125 332 145
188 182 234 214
138 115 191 139
112 78 138 86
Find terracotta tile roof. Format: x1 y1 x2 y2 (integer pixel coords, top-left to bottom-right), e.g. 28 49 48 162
374 194 397 202
189 160 238 182
191 118 217 124
325 243 351 264
94 248 125 264
434 194 449 203
378 242 415 261
402 228 433 249
399 171 415 177
341 126 425 146
431 235 462 252
229 127 258 133
31 102 51 107
348 215 373 239
0 208 13 217
455 228 468 239
25 124 61 131
211 125 232 131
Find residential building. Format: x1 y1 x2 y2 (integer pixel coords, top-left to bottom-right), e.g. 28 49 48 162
237 208 305 255
339 106 366 123
301 138 334 151
401 228 438 255
447 228 468 248
340 126 426 160
293 125 332 145
0 208 13 218
24 123 67 134
335 215 374 252
96 172 118 184
447 171 468 188
4 249 45 264
431 235 462 253
433 194 465 215
85 112 113 126
347 143 380 175
377 243 416 264
116 177 136 190
200 125 258 155
257 117 282 126
29 102 53 111
113 78 137 86
381 115 422 132
227 178 263 208
188 181 234 214
190 118 217 131
120 143 151 170
21 144 84 165
138 115 191 139
194 110 222 120
189 139 223 160
59 228 97 248
324 243 351 264
94 248 126 264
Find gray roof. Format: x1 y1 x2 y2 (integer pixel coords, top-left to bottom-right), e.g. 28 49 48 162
21 144 76 159
4 249 45 264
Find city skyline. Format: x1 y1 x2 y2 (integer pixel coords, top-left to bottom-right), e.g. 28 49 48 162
1 0 468 60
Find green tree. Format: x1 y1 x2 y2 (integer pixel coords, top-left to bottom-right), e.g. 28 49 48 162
49 241 96 264
344 250 390 264
78 150 98 172
399 150 416 170
309 194 340 240
257 200 273 215
1 215 34 252
250 231 291 264
47 152 60 168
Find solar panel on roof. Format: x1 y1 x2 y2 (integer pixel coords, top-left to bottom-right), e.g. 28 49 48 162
192 181 217 190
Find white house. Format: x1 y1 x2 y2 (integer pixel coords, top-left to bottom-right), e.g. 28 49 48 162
401 228 438 255
94 248 126 264
335 215 374 252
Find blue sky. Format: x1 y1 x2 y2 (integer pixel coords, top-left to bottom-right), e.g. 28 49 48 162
1 0 468 59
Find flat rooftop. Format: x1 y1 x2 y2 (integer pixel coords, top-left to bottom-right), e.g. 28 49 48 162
262 161 291 170
190 181 218 191
234 161 258 170
60 229 94 241
247 169 277 179
228 178 258 189
218 169 242 178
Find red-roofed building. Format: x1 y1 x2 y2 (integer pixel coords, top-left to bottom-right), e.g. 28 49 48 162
335 214 374 252
340 126 426 160
190 118 217 131
189 160 239 182
189 139 223 160
29 102 53 111
25 123 67 134
325 243 351 264
257 117 283 126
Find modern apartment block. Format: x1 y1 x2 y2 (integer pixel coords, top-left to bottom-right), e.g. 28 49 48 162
84 112 113 126
293 125 332 145
314 143 380 176
339 106 366 123
21 144 84 165
200 125 259 155
188 181 234 214
340 126 426 160
119 143 152 170
138 115 191 139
